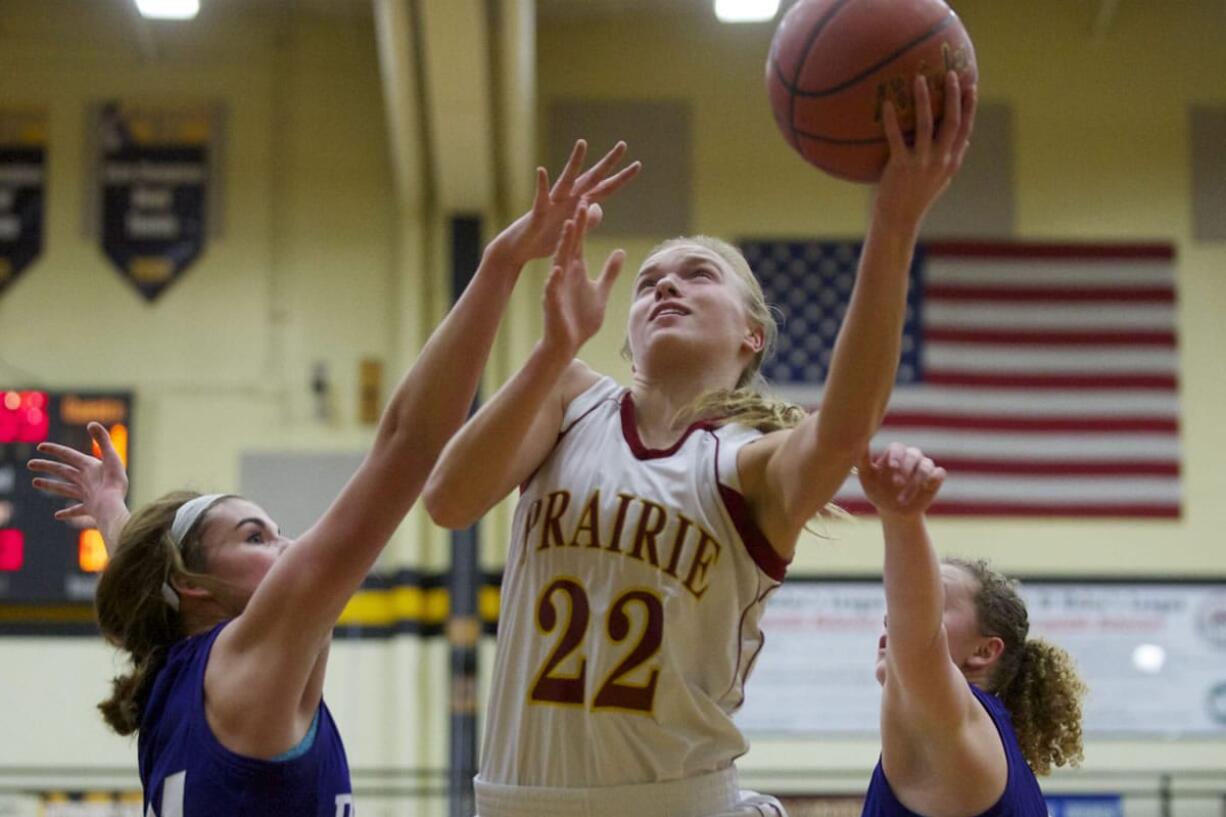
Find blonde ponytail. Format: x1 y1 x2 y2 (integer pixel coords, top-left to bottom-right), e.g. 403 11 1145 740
677 387 807 434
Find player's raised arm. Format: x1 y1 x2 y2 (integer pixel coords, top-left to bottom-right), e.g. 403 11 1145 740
857 443 975 733
739 73 976 556
423 144 637 529
425 199 625 530
227 142 633 655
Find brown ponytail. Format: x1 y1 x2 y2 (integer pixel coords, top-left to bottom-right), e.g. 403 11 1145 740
94 491 216 735
946 558 1088 775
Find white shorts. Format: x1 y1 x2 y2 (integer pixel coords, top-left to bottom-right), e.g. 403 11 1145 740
473 766 787 817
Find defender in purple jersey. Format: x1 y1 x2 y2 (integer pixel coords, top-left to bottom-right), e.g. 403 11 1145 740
28 141 640 817
857 444 1088 817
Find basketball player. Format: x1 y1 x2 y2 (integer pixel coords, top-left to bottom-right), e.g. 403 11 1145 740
423 74 975 817
27 140 639 817
858 443 1087 817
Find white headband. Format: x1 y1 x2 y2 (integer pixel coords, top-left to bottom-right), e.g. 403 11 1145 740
170 493 228 550
162 493 228 612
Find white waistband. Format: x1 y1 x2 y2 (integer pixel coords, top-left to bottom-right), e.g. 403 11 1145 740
474 766 743 817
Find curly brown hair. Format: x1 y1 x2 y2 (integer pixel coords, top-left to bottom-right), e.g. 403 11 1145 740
945 558 1088 775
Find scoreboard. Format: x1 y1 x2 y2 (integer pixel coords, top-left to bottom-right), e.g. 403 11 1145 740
0 390 131 603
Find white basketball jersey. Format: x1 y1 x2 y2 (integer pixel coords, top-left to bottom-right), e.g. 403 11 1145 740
479 376 790 788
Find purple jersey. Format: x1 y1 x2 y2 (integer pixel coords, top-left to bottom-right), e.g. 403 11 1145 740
861 684 1049 817
138 622 354 817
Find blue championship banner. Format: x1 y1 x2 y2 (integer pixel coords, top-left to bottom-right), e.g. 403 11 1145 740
96 101 213 301
0 109 46 297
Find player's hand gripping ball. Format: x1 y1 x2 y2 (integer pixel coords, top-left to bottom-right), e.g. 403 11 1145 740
767 0 978 183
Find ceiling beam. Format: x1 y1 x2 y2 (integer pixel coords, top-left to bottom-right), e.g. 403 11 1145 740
373 0 427 213
125 2 162 62
493 0 536 216
418 0 497 212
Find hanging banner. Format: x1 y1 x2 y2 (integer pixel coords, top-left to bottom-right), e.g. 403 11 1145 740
0 109 46 297
95 101 214 301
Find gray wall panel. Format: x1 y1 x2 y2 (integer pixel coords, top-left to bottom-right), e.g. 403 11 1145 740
239 451 365 538
1191 106 1226 242
549 99 691 236
921 102 1016 239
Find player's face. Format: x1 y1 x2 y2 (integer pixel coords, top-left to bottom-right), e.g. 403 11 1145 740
197 498 289 608
627 245 759 375
874 565 984 686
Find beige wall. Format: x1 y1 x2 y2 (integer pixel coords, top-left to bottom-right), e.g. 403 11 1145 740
0 0 399 495
0 0 442 789
0 0 1223 811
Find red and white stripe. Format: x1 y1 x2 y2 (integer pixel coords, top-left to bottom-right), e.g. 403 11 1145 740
781 242 1181 518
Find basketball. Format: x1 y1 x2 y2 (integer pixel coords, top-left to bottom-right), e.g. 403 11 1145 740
766 0 978 183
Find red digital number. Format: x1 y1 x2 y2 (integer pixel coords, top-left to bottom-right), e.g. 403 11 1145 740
0 529 24 572
0 391 50 444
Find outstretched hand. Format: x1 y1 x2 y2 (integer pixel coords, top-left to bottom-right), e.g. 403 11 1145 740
488 139 641 269
28 421 129 528
874 71 977 230
541 202 625 361
857 442 946 519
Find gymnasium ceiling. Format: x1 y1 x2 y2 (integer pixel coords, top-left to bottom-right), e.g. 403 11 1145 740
220 0 1176 25
0 0 1217 28
204 0 743 20
120 0 1226 30
4 0 1221 56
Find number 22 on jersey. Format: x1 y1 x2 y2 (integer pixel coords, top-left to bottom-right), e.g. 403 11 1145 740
529 577 664 714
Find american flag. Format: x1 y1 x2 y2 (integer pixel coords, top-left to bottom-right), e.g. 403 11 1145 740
742 240 1181 518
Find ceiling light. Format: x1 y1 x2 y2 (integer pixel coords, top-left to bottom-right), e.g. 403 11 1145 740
134 0 200 20
715 0 780 23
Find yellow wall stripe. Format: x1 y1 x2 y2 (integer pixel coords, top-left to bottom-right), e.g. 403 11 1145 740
2 579 502 633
